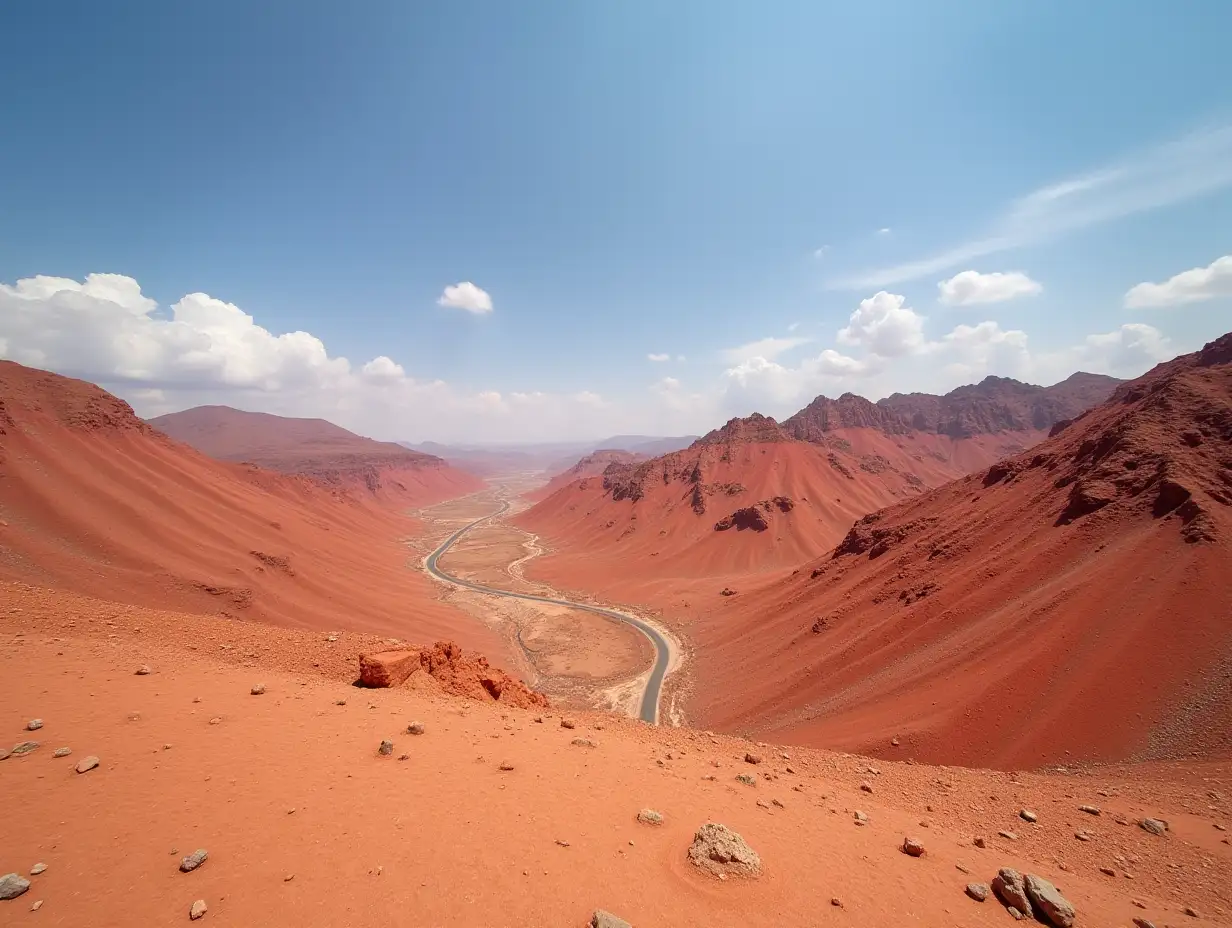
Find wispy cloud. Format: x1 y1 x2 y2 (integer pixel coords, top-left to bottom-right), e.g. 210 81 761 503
720 335 811 364
646 352 671 362
833 124 1232 290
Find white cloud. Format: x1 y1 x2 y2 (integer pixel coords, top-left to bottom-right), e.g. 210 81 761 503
787 322 800 332
938 270 1042 306
1124 254 1232 308
1076 323 1172 375
836 291 927 357
836 124 1232 289
647 352 671 362
812 245 830 259
721 335 811 364
877 228 892 235
941 321 1031 378
437 281 493 314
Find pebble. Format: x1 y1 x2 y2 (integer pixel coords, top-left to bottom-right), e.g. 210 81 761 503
571 738 597 748
284 873 294 882
499 762 515 771
1184 906 1199 918
29 863 46 875
52 747 71 758
590 910 632 928
744 752 763 764
965 882 989 902
560 719 576 729
378 740 394 756
135 665 151 675
189 899 207 920
407 721 426 735
902 837 926 857
853 810 869 825
180 849 209 873
1139 818 1168 836
973 836 986 848
1099 866 1116 877
830 897 843 908
30 900 43 911
859 781 874 793
1132 919 1157 928
1078 804 1101 815
998 830 1018 841
1020 809 1038 823
251 684 266 695
735 774 756 786
208 717 222 726
0 873 31 900
26 719 43 731
637 809 663 826
74 755 100 774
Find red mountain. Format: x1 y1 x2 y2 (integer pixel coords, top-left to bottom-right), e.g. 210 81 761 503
525 448 647 502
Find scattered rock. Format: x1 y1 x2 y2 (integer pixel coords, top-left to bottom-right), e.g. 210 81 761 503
1139 818 1168 836
189 898 207 920
0 873 31 900
1074 831 1093 842
1024 873 1076 927
902 837 925 857
30 900 42 912
859 782 873 793
52 747 71 758
208 717 222 726
560 719 576 730
591 910 631 928
973 836 986 848
180 850 208 873
29 864 46 876
499 762 515 771
891 737 900 746
26 719 43 731
735 774 756 786
1020 809 1038 823
571 738 597 748
1078 804 1100 815
744 752 763 765
135 665 152 675
687 822 761 878
284 873 294 882
407 721 426 735
1183 906 1199 918
250 683 266 695
637 809 663 826
853 810 869 825
965 883 989 902
719 587 737 597
1007 906 1028 921
1132 919 1157 928
991 868 1033 919
377 740 394 756
830 897 843 908
998 830 1018 841
74 755 99 774
1099 866 1116 877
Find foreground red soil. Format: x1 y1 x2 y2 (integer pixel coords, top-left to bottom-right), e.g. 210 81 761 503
0 361 505 661
3 588 1229 926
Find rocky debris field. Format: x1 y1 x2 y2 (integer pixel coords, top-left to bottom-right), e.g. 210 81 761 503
3 592 1231 926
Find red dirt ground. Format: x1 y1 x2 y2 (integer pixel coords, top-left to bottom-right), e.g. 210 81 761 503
0 361 506 662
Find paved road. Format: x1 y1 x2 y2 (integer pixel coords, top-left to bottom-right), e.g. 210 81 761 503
424 499 670 724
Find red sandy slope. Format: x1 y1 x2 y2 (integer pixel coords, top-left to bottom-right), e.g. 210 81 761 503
0 362 506 659
516 376 1118 591
149 405 483 506
683 334 1232 768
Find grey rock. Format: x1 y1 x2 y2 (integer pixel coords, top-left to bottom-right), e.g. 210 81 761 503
406 721 425 735
1024 873 1076 928
378 739 394 756
591 910 631 928
74 755 99 774
52 747 71 758
687 822 761 878
189 898 207 920
29 863 46 876
26 719 43 731
0 873 31 900
1139 818 1168 836
991 868 1033 919
965 882 989 902
180 849 208 873
636 809 663 826
10 741 39 756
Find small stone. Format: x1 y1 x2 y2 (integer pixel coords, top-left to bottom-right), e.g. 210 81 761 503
284 873 294 882
1139 818 1168 836
859 781 874 793
590 910 631 928
30 900 42 911
1074 831 1092 842
1007 906 1028 921
744 752 763 764
251 683 265 695
29 863 46 876
1183 906 1199 918
1099 866 1116 877
571 738 597 748
853 810 869 825
1024 873 1075 927
735 773 756 786
26 719 43 731
891 737 900 746
771 798 784 809
407 721 425 735
991 868 1033 919
74 755 99 774
1078 804 1100 815
560 718 576 729
973 836 986 848
180 849 208 872
1132 919 1157 928
637 809 663 826
998 829 1018 841
377 740 394 756
52 747 71 758
687 822 761 878
208 717 222 725
830 897 843 907
902 837 925 857
965 882 989 902
499 761 515 771
135 665 151 675
1020 809 1038 823
189 898 207 920
0 873 31 900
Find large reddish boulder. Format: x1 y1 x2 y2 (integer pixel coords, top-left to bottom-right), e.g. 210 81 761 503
358 649 422 687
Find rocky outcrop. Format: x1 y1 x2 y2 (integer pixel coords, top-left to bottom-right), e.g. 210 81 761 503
991 868 1033 919
359 649 423 688
359 641 549 709
714 496 796 532
1024 874 1076 928
687 822 762 878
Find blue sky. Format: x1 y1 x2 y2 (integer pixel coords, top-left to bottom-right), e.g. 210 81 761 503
1 1 1230 441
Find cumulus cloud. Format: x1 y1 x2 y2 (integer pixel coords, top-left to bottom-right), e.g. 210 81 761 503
437 281 493 314
1077 323 1172 374
721 335 811 364
938 270 1042 306
647 352 670 362
1123 254 1232 308
836 291 927 357
941 321 1031 378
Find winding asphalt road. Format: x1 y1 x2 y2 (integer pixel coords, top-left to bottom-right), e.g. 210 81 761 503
424 499 670 724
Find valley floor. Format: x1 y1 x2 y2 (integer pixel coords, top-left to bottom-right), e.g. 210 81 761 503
2 584 1230 926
